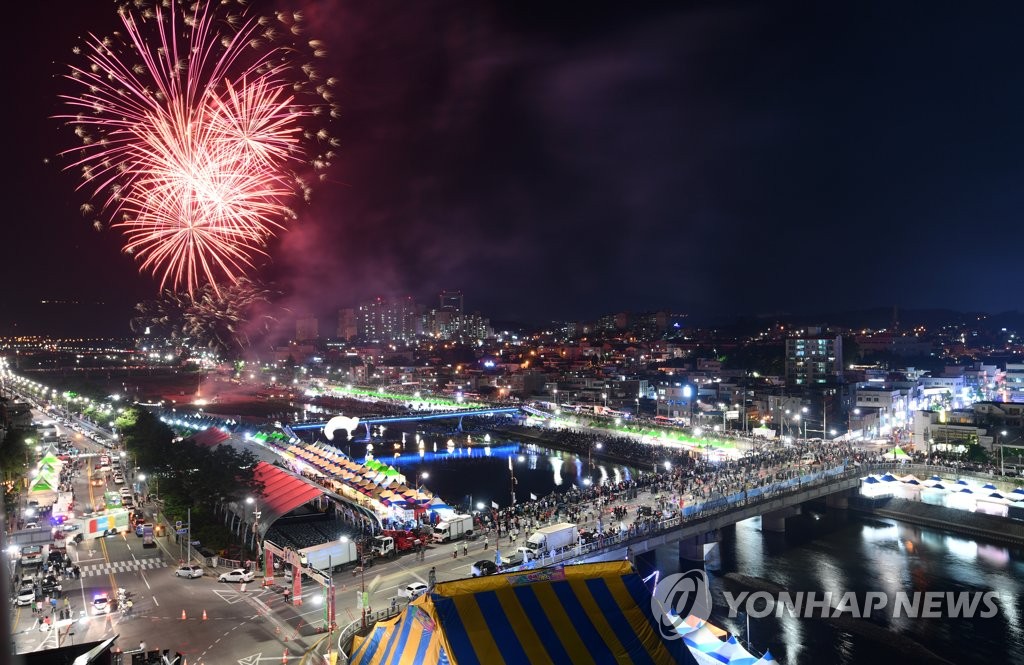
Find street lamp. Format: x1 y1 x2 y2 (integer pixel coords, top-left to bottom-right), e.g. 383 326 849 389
601 393 607 409
246 496 261 551
1000 430 1008 476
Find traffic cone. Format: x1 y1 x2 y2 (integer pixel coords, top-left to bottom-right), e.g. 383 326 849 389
181 609 187 620
202 609 207 620
282 649 288 663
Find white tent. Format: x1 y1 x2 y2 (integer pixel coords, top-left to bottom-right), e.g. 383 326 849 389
753 649 777 665
945 487 977 511
976 492 1012 517
860 475 891 498
894 480 923 500
709 635 758 665
684 624 727 653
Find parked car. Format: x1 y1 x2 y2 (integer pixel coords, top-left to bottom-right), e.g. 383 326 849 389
103 528 120 538
175 565 204 579
398 581 428 599
218 569 255 583
16 584 36 606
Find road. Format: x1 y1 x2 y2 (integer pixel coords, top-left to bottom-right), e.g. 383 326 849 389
8 394 732 661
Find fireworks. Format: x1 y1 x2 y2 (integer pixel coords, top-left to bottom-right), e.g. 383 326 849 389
131 278 278 356
58 0 339 294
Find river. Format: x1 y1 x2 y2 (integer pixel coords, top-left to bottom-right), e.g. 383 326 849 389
299 421 1024 664
637 509 1024 664
352 439 640 510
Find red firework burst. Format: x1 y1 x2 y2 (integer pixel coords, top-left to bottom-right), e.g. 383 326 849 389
57 0 339 294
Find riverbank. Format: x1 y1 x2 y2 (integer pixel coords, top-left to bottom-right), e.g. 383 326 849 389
493 427 659 471
849 496 1024 548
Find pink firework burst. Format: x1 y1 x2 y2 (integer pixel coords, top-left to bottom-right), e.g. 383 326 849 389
58 0 339 294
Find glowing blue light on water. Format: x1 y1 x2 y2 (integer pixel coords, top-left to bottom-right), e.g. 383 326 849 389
351 443 519 467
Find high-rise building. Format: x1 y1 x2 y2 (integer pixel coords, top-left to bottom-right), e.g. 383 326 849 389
785 331 843 385
295 317 319 342
423 291 491 341
357 297 420 343
337 308 357 340
439 290 464 313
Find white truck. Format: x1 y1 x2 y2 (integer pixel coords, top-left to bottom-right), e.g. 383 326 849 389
299 539 358 572
526 523 579 556
432 514 474 543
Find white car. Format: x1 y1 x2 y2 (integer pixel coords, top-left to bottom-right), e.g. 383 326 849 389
175 565 204 579
398 582 428 600
218 569 255 583
17 584 35 606
113 476 125 485
92 595 112 615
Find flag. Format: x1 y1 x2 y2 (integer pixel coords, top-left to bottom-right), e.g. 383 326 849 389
530 493 537 501
491 501 499 509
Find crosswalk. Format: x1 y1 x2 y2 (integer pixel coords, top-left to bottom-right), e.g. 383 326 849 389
80 558 167 578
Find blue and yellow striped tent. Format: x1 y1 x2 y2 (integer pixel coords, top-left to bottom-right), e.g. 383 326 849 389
350 561 694 664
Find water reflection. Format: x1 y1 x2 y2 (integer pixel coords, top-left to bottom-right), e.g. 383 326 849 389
649 512 1024 665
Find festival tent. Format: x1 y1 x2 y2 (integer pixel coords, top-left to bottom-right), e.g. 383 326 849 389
945 487 977 511
709 635 757 665
955 479 971 486
921 483 950 506
684 624 726 653
1012 488 1024 500
894 479 923 500
982 483 998 491
349 561 694 665
752 650 776 665
899 474 921 484
29 472 57 493
860 476 891 498
976 492 1013 517
880 473 900 483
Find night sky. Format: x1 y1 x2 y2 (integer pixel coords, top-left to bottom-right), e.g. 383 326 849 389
6 1 1024 335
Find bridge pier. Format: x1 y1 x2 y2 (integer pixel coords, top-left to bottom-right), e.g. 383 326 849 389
826 489 853 510
678 530 719 562
761 505 801 533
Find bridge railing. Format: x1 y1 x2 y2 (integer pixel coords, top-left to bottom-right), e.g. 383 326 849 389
501 462 990 571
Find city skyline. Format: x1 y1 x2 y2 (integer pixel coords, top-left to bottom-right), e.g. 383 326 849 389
8 0 1024 334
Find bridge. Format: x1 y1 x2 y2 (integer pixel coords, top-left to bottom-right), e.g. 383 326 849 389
288 407 522 441
502 463 954 568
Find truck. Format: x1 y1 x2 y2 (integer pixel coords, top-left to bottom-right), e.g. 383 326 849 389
371 530 424 558
525 523 579 556
299 539 358 572
432 514 474 543
20 545 44 566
